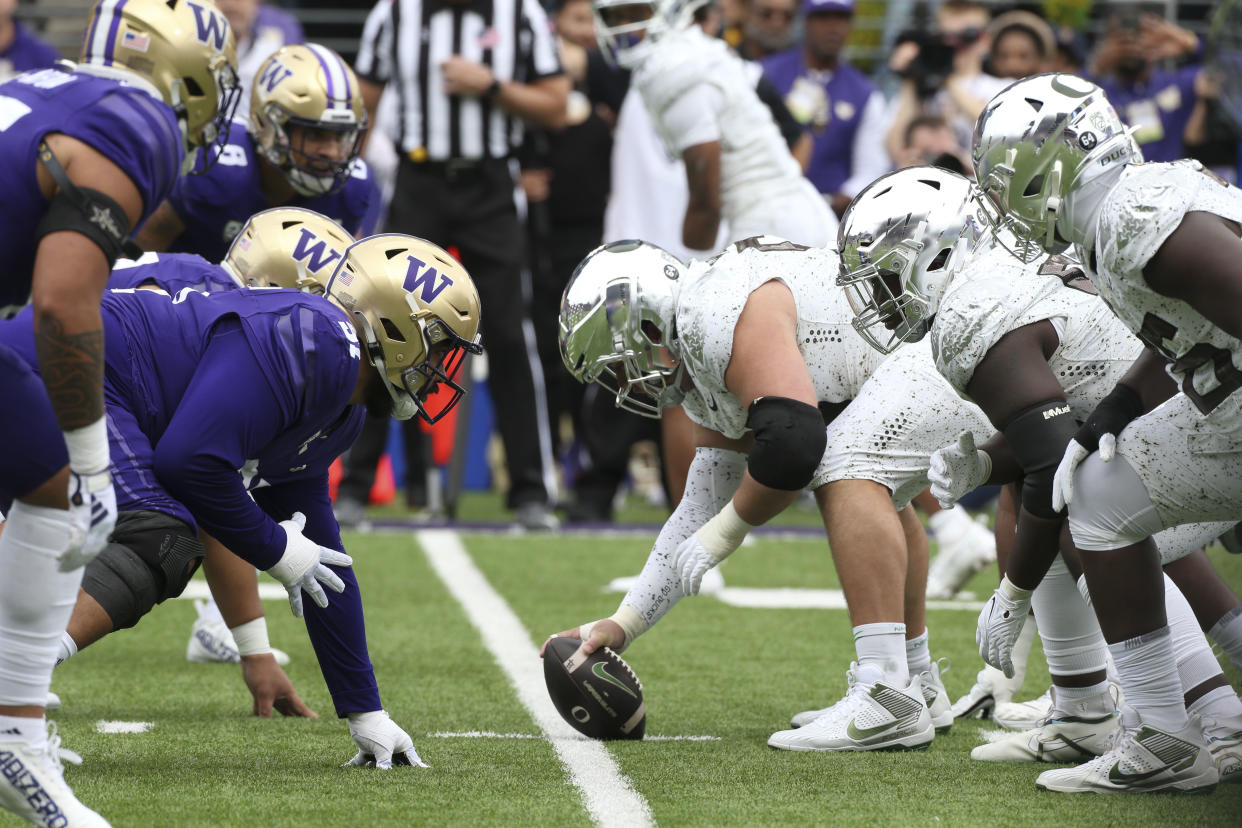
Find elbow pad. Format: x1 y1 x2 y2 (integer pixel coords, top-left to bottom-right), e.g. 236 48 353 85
1004 399 1078 518
746 396 826 491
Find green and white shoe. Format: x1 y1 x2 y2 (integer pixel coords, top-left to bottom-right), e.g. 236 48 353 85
972 686 1118 763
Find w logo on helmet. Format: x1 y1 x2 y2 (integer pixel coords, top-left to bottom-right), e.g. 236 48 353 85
403 255 454 303
292 228 343 274
187 1 229 51
256 58 294 94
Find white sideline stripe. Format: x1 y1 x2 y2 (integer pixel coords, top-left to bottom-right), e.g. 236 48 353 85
604 577 986 611
175 581 287 601
96 721 152 734
428 731 719 742
417 530 654 828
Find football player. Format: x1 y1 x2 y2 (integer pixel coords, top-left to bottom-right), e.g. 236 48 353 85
839 166 1242 783
592 0 835 250
547 236 997 752
136 43 380 260
971 73 1242 793
0 232 482 770
0 1 236 823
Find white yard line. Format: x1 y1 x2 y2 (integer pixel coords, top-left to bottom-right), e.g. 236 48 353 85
604 577 985 611
417 530 654 828
96 721 152 734
427 731 719 742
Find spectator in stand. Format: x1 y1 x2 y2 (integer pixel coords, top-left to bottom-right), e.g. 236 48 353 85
1050 25 1089 75
895 113 971 175
761 0 889 217
884 0 1008 169
986 10 1054 80
736 0 797 62
217 0 304 102
1090 7 1203 163
0 0 58 82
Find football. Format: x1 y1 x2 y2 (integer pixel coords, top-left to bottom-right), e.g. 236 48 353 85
542 636 646 740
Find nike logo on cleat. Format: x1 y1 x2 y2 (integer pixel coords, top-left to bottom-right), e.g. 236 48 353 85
1107 762 1171 785
845 720 897 741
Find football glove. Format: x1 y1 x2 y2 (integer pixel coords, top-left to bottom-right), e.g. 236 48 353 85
976 575 1033 679
673 502 752 596
1052 385 1142 511
927 431 992 510
344 710 429 769
268 512 353 617
61 469 116 571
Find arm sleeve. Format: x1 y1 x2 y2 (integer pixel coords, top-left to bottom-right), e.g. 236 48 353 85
521 0 564 80
661 84 725 153
355 0 396 84
252 477 381 717
152 321 290 570
840 91 893 199
755 74 805 150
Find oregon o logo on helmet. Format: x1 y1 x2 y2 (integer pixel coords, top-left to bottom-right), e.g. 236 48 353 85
1050 74 1093 98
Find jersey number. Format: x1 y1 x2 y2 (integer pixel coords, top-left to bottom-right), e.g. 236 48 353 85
1137 312 1242 414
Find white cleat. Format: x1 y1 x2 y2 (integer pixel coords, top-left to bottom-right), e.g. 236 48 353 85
0 722 110 827
926 512 995 599
1202 712 1242 784
186 599 290 666
951 664 1024 721
771 664 934 752
994 687 1053 731
972 686 1119 763
44 693 60 713
920 659 953 734
1035 708 1218 794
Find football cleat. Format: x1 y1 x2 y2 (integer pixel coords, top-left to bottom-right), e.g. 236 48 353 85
1035 708 1218 794
1202 713 1242 784
951 663 1026 720
44 693 60 713
0 722 110 827
920 659 953 734
186 600 290 666
925 513 995 600
972 686 1119 763
770 663 934 752
994 687 1053 731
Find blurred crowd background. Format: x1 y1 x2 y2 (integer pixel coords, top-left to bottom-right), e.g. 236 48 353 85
8 0 1242 527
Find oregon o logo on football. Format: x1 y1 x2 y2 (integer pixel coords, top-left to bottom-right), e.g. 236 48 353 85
571 706 591 723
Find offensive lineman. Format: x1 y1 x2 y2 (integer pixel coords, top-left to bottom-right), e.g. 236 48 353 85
973 72 1242 794
0 1 237 823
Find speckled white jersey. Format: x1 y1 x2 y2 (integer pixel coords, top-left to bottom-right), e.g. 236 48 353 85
674 238 884 440
932 241 1141 419
1086 160 1242 419
634 27 834 245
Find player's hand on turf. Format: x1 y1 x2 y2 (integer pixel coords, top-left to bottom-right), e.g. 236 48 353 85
928 431 991 510
540 618 626 657
269 512 353 617
62 469 117 571
240 653 317 719
976 576 1033 678
344 710 429 769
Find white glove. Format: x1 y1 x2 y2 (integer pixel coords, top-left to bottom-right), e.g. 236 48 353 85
672 502 753 596
268 512 353 617
976 575 1033 679
673 533 723 596
344 710 429 769
927 431 992 510
62 469 116 571
1052 434 1115 513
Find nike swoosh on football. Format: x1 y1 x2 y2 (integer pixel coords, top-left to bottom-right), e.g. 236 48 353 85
591 662 637 698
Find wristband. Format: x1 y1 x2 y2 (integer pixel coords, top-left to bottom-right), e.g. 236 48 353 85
63 416 110 475
998 574 1034 603
230 616 272 657
696 501 755 560
976 449 993 485
609 605 649 648
485 78 502 100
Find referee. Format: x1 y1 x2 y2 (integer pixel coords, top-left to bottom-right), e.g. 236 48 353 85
356 0 569 529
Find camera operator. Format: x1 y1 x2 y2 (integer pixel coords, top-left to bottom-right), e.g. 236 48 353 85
883 0 1009 167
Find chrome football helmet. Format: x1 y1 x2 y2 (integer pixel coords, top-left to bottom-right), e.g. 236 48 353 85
593 0 708 67
81 0 240 174
972 72 1141 262
222 207 353 293
250 44 367 197
559 240 687 418
837 167 998 354
324 235 483 423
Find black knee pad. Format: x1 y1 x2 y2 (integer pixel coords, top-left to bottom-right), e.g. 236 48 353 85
80 511 204 630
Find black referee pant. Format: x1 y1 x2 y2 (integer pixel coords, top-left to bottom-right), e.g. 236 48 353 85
386 155 549 509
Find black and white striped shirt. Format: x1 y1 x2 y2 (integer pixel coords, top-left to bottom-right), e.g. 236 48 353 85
356 0 562 161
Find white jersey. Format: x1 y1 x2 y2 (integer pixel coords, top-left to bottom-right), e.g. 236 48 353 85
932 242 1141 419
1085 160 1242 418
673 237 885 439
634 28 810 221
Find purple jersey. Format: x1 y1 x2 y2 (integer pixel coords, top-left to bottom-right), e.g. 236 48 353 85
167 120 381 262
1095 65 1199 163
107 251 241 294
254 4 305 48
0 21 60 81
0 67 183 314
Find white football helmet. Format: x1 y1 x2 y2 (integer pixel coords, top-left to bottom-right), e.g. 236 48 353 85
972 72 1141 262
592 0 708 67
222 207 353 293
838 167 998 354
81 0 240 174
559 240 687 418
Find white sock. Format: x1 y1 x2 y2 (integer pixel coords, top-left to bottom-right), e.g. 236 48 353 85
905 630 930 676
1033 556 1107 677
55 632 78 666
1054 680 1110 704
1187 685 1242 723
1208 605 1242 672
0 714 47 749
854 622 908 685
1108 627 1188 733
0 502 86 708
1164 574 1226 697
1009 613 1037 691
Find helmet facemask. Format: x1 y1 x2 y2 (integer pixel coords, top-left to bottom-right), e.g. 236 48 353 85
261 106 366 196
192 58 242 174
839 242 933 354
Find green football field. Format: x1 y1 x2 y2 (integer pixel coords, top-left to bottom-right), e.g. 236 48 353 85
44 495 1242 826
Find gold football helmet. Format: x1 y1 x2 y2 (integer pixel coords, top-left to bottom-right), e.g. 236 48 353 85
251 44 367 197
80 0 240 173
221 207 353 293
325 235 483 423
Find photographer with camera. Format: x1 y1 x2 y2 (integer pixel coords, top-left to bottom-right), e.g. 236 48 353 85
882 0 1009 167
